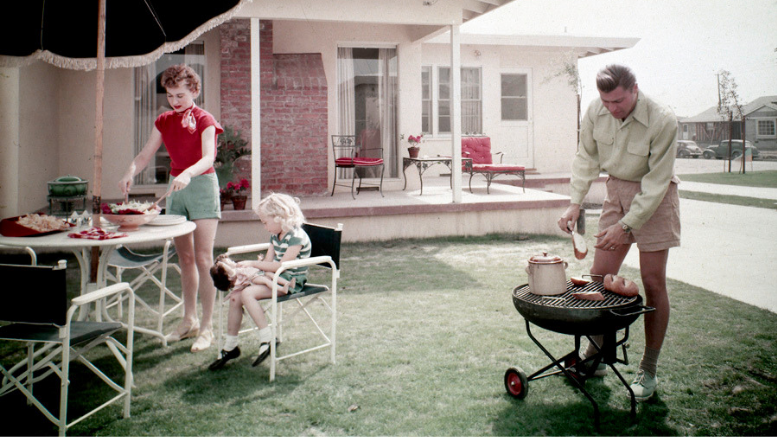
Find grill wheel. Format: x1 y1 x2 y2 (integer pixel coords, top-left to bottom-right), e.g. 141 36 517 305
504 367 528 399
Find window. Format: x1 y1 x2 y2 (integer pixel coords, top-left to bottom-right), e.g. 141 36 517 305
757 119 776 137
501 73 528 121
423 66 482 135
133 42 205 185
421 66 431 134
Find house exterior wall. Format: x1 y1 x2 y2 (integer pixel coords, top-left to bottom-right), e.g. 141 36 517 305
420 43 579 174
220 20 329 195
747 106 777 152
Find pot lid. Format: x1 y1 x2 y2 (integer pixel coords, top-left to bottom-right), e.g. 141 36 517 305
528 252 564 264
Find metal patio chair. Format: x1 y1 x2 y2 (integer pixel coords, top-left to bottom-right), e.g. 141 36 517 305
216 222 342 381
0 262 135 436
104 240 182 345
331 135 384 199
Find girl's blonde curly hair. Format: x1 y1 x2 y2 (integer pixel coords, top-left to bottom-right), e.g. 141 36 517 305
256 193 305 233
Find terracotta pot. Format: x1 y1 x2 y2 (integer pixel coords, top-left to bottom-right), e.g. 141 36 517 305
231 195 248 210
408 146 420 158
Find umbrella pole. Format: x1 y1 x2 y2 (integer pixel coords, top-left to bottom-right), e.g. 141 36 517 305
90 0 107 283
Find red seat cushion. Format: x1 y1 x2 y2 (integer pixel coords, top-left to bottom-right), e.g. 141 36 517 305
335 157 356 167
352 157 383 166
462 137 493 165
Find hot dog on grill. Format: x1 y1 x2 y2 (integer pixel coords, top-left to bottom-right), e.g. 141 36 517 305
603 274 639 297
572 291 604 301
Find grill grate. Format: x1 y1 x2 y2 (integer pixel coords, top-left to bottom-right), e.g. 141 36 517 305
514 281 637 309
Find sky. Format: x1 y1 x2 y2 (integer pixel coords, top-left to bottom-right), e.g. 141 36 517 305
462 0 777 117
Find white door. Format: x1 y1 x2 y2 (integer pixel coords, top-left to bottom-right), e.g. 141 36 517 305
497 71 533 166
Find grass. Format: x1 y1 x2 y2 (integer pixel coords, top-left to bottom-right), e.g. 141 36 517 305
2 222 777 436
678 170 777 187
678 170 777 209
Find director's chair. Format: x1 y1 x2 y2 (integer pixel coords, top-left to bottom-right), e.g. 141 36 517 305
0 262 135 436
217 223 342 381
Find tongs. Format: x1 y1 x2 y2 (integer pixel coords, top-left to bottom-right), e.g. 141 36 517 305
146 188 173 212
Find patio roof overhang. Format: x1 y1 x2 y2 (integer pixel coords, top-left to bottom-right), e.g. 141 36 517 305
424 33 640 58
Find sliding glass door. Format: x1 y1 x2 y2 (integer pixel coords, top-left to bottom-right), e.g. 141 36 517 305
337 47 397 177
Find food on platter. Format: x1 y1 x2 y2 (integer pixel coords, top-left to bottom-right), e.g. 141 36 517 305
603 274 639 297
68 227 127 240
16 214 70 232
572 291 604 301
570 276 591 287
101 201 159 215
0 213 73 237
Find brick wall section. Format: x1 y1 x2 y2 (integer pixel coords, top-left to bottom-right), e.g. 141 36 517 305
219 19 328 196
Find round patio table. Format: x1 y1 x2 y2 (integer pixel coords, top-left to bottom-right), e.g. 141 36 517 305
0 219 196 340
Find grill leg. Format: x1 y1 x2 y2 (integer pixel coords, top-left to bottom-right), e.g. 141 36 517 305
525 321 601 429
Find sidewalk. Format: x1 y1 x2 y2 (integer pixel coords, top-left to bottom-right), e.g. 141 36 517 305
620 182 777 313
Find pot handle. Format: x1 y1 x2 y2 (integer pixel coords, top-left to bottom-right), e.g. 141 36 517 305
609 305 655 317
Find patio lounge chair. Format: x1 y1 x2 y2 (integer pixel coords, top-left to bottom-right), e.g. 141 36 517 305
331 135 384 199
462 136 526 194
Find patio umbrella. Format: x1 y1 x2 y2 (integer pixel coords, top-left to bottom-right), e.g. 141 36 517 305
0 0 251 212
0 0 251 279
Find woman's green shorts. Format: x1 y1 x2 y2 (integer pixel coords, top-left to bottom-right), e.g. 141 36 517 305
166 173 222 220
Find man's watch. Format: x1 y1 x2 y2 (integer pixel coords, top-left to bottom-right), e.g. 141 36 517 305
620 221 632 233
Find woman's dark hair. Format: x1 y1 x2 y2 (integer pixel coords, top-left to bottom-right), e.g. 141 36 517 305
596 64 637 93
210 263 234 291
160 64 201 95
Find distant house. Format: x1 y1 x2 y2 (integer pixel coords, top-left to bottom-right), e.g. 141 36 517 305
678 95 777 151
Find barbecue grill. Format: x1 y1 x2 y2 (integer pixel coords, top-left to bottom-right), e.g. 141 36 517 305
505 281 654 428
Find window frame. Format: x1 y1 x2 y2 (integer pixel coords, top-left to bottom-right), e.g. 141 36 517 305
500 72 529 122
755 118 776 138
421 64 483 137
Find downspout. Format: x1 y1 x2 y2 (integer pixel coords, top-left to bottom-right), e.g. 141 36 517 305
250 18 262 208
450 24 462 203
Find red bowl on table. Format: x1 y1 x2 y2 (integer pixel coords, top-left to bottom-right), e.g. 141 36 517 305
101 210 160 232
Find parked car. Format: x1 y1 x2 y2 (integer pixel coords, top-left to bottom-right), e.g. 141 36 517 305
676 140 702 158
703 140 760 160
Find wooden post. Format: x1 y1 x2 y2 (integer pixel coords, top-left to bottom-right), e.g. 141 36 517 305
91 0 106 283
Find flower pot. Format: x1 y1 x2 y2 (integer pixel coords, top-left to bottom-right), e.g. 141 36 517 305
231 195 248 210
408 146 420 158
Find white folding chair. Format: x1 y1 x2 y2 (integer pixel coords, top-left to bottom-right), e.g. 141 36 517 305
217 223 342 381
0 262 135 436
104 239 181 345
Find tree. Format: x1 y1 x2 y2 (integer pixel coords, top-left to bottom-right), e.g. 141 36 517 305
716 70 746 173
543 52 583 144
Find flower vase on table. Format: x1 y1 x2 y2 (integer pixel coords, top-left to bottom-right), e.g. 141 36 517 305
406 134 423 158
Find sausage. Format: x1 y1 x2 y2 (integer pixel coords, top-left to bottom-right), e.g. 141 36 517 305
570 276 591 287
603 274 640 297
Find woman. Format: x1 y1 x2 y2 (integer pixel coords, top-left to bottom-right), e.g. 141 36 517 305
119 64 222 352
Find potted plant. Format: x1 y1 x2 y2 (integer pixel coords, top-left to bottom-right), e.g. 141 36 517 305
225 178 250 210
215 125 251 188
405 134 423 158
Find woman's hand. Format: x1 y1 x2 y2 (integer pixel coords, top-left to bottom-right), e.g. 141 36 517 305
171 173 191 192
118 173 133 196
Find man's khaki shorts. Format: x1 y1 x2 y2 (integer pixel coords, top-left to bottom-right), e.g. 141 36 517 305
598 177 681 252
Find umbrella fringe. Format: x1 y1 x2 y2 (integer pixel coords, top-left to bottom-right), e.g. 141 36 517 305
0 0 252 71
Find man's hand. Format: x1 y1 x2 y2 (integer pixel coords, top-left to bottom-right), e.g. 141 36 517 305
558 204 581 234
594 223 627 251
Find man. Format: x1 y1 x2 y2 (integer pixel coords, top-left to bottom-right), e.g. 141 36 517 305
558 64 680 402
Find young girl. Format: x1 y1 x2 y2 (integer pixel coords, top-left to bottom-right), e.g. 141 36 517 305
209 193 311 370
119 64 222 353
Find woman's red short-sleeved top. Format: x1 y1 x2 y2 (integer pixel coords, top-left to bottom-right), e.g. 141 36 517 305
154 106 224 177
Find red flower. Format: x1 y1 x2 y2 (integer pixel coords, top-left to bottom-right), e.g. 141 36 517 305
225 178 250 195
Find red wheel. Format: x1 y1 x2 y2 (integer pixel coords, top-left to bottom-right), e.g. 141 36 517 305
504 367 528 399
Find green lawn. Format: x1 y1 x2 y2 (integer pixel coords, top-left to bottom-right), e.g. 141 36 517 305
2 228 776 436
679 170 777 188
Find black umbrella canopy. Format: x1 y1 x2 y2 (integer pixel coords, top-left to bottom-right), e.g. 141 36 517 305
0 0 250 70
